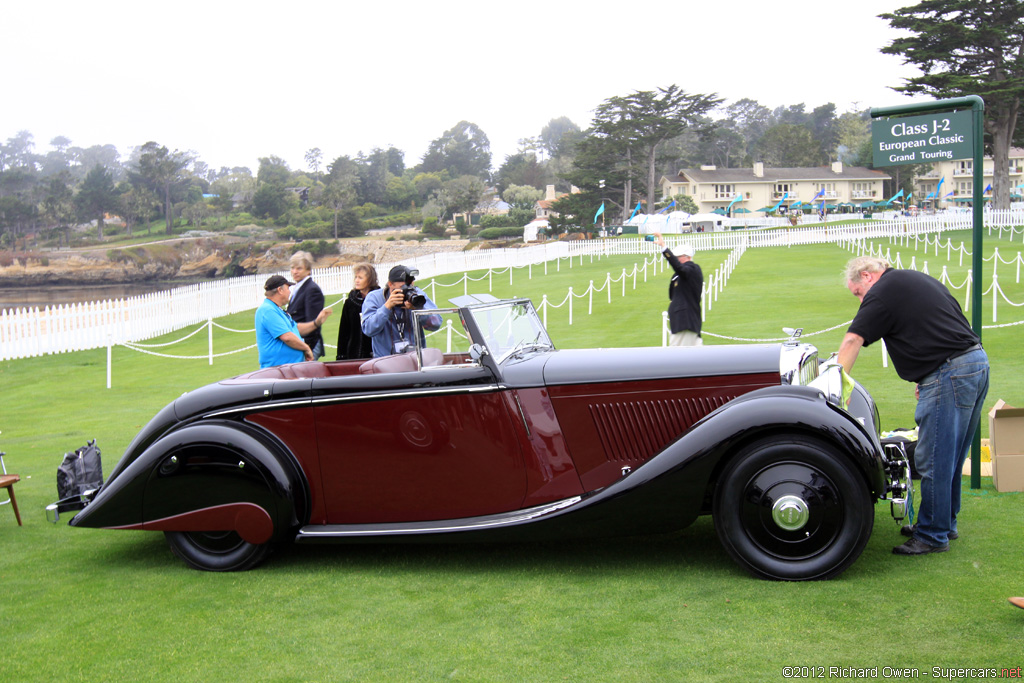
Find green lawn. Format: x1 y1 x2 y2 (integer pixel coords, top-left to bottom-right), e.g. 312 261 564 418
2 230 1023 682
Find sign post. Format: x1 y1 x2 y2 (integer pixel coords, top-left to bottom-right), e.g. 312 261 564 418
871 96 985 489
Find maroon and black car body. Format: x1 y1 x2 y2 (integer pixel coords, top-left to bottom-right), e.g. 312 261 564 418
56 298 911 580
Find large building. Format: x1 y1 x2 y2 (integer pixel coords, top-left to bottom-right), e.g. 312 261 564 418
660 162 890 215
915 147 1024 206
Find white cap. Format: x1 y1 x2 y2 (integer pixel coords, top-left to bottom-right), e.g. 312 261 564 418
678 243 695 257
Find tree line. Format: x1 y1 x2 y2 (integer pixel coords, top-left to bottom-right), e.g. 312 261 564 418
1 0 1020 247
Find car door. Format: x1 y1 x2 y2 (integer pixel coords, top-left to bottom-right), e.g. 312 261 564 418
312 363 527 524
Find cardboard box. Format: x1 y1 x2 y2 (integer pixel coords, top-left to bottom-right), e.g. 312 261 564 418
993 455 1024 492
988 400 1024 492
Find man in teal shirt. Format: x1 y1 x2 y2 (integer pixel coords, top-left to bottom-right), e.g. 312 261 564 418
256 274 331 368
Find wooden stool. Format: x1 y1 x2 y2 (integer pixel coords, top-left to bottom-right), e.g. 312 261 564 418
0 442 21 526
0 473 21 526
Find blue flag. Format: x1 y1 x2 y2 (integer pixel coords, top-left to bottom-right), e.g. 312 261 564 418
984 183 992 194
770 192 788 213
626 200 642 222
885 189 904 205
656 200 676 215
812 188 825 200
937 177 945 193
593 202 605 224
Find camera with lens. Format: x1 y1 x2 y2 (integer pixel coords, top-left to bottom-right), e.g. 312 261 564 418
400 269 426 309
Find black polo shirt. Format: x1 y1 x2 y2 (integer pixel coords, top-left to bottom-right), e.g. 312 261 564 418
848 268 979 383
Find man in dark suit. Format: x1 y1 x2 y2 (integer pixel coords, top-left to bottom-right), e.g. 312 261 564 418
288 251 326 359
655 233 703 346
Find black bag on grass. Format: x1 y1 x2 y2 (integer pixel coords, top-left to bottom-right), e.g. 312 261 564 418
57 439 103 499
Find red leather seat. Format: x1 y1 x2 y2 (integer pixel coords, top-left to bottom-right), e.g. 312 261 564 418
359 354 418 374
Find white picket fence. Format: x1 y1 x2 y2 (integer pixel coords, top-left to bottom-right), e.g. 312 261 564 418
3 209 1023 362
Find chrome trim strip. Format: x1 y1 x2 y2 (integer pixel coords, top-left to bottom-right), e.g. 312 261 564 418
296 496 582 538
204 399 311 419
202 384 503 418
309 384 500 406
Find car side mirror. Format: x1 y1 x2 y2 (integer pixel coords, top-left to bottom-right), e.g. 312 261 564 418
469 343 488 362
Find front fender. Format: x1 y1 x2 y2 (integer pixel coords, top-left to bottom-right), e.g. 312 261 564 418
638 385 885 515
70 421 309 543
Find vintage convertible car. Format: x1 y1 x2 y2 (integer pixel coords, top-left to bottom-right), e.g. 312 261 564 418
51 297 911 580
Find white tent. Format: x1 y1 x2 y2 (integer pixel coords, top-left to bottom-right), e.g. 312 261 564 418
627 212 693 234
682 213 726 232
523 219 548 242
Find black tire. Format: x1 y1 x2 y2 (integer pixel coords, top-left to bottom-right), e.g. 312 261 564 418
165 530 272 572
713 435 874 581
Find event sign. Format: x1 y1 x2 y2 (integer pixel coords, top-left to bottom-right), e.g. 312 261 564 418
871 110 973 167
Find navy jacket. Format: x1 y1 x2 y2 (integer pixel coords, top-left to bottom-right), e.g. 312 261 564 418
288 277 325 350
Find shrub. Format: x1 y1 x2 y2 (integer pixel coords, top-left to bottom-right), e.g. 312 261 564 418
295 239 339 257
477 227 525 240
478 214 516 229
296 222 333 240
276 226 299 241
362 211 422 230
421 217 445 238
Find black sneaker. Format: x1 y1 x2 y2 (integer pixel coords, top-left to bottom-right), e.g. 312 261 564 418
893 537 949 555
901 524 957 540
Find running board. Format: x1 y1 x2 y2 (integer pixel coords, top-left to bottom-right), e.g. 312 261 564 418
295 496 582 541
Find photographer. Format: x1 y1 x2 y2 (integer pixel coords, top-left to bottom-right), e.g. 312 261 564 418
361 265 440 357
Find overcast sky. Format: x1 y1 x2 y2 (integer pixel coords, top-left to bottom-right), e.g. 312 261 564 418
2 0 925 174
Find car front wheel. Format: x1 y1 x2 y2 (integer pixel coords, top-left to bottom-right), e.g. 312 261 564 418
165 530 271 572
713 435 874 581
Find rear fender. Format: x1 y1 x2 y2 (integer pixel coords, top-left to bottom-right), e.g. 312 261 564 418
70 421 308 542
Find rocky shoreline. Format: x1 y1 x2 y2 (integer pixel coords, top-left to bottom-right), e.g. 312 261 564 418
0 238 474 286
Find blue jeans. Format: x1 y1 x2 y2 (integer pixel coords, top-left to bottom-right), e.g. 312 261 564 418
309 339 324 361
913 348 989 546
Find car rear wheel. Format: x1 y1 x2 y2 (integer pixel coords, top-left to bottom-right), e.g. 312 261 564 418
165 530 271 572
713 435 873 581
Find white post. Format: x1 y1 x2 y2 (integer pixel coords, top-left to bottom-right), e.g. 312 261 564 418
446 319 453 352
606 273 611 304
106 337 112 389
662 311 669 347
621 268 626 298
965 269 972 313
208 318 214 365
541 295 548 328
568 287 574 325
489 269 493 292
588 281 593 316
993 274 999 323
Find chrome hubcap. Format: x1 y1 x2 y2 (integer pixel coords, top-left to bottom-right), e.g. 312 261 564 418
771 494 810 531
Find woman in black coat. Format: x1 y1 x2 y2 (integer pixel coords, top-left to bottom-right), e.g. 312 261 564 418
336 263 380 360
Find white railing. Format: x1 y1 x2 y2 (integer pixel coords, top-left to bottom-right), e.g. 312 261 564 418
3 209 1024 361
